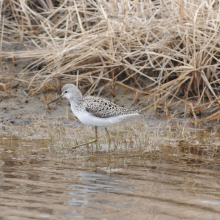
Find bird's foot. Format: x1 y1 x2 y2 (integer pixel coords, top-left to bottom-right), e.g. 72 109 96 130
72 139 98 149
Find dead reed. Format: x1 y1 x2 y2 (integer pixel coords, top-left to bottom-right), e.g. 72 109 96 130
1 0 220 122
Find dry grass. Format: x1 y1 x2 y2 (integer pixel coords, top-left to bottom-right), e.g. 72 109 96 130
1 0 220 122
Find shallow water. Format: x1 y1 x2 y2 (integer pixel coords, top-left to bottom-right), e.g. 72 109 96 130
1 134 220 220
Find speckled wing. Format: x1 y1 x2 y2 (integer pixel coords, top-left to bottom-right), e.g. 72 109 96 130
82 96 141 118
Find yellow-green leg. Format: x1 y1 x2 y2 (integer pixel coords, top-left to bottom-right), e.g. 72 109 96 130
105 128 111 151
73 126 98 149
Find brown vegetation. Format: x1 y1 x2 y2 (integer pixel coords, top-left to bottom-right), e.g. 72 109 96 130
1 0 220 123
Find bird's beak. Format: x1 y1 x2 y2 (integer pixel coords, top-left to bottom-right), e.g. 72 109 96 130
48 93 63 105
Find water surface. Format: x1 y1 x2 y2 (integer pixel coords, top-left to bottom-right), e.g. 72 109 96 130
0 134 220 219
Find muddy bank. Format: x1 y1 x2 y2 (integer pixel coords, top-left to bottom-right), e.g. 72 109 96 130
0 81 199 134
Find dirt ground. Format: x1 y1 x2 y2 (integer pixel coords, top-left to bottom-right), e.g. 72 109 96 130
0 82 201 136
0 82 156 127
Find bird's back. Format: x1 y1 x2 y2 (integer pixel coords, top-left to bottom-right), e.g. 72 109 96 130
80 96 141 118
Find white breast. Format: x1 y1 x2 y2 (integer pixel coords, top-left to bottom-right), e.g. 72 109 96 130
72 107 137 127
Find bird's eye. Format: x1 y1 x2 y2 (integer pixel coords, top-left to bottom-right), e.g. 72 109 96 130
65 91 67 93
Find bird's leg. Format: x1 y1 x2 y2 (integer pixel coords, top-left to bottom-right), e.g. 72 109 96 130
94 125 98 150
105 127 111 151
73 126 98 149
105 127 111 140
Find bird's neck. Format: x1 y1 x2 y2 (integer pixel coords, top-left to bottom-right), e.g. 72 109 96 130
69 95 82 110
67 87 83 111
